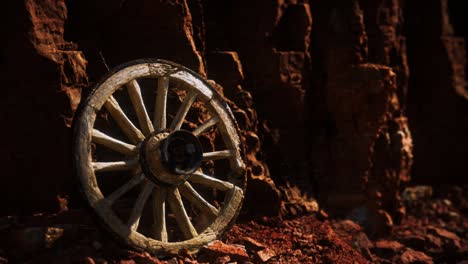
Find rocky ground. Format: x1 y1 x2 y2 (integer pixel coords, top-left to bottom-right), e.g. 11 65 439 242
0 185 466 264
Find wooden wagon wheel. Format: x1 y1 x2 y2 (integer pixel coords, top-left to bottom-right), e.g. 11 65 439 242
73 59 246 254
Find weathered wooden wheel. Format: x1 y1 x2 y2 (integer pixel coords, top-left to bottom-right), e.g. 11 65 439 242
73 59 246 254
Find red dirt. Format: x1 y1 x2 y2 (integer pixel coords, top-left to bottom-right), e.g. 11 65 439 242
0 186 466 263
224 216 369 263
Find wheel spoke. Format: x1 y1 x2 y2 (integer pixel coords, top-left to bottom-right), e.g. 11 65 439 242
167 188 198 239
152 187 168 242
128 182 154 231
92 129 136 156
104 95 145 143
169 90 198 131
106 174 145 205
154 77 169 131
92 160 138 172
127 80 154 135
192 116 219 136
190 172 234 191
202 150 233 161
179 182 219 219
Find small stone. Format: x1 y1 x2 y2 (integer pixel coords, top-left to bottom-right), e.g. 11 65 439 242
44 227 64 248
332 220 363 233
442 199 452 206
375 240 404 251
448 211 460 220
200 240 249 262
242 237 266 252
427 226 461 249
119 260 136 264
318 209 329 220
256 248 276 262
372 240 404 258
427 226 459 241
400 249 433 264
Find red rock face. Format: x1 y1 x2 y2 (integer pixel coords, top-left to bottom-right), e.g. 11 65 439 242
0 0 467 226
0 0 87 213
406 0 468 185
308 0 413 230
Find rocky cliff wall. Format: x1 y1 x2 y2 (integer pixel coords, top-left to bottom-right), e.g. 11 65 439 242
0 0 467 232
406 0 468 186
0 0 87 213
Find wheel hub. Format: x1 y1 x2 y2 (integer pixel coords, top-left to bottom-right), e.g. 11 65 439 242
139 130 203 186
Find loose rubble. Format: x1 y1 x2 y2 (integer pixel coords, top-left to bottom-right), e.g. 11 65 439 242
0 186 466 263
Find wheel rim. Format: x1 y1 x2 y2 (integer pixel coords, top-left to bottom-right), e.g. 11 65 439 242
73 59 246 254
